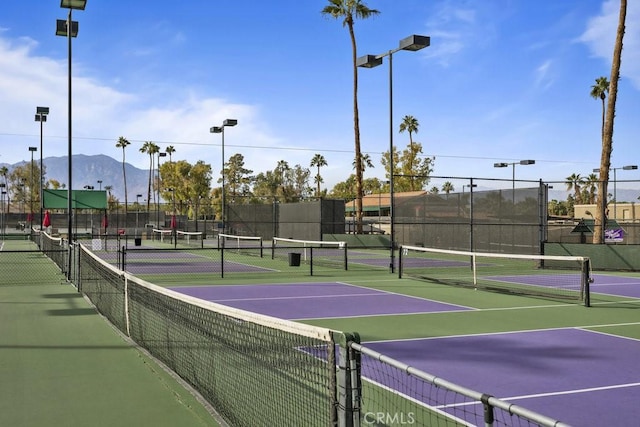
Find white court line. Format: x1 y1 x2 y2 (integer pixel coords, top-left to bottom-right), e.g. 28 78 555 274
437 382 640 410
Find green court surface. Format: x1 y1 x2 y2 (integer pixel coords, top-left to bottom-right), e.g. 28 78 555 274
0 241 221 427
6 238 640 426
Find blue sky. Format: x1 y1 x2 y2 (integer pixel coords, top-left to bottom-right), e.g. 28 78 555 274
1 0 639 193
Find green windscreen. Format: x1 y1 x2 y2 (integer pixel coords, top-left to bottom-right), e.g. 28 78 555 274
43 189 107 209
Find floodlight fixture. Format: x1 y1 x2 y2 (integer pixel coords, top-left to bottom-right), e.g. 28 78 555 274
61 0 87 10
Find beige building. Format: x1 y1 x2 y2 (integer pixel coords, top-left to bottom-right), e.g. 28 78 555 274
574 203 640 222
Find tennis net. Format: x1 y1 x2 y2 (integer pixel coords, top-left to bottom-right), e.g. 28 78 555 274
38 230 67 272
399 245 591 306
217 233 263 257
272 237 347 270
176 230 204 248
76 243 354 426
152 228 174 243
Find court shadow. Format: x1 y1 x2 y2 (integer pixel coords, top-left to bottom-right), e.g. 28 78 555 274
46 308 97 316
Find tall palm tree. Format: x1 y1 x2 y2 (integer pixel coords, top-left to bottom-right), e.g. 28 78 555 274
140 141 160 213
584 173 599 204
310 154 328 198
116 136 131 213
594 0 627 244
399 115 419 190
590 76 610 141
322 0 380 234
565 173 584 205
166 145 175 163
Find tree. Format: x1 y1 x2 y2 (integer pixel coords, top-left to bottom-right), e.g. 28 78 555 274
441 181 454 195
115 136 131 213
310 154 328 197
397 142 433 191
322 0 380 233
166 145 176 163
140 141 159 214
594 0 627 244
222 154 254 204
399 115 420 190
565 173 584 206
381 143 434 192
583 173 599 205
590 77 610 141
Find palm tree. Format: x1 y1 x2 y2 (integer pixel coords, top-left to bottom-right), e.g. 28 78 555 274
310 154 328 198
166 145 175 163
399 115 419 190
594 0 627 244
140 141 160 213
584 173 599 204
565 173 584 205
322 0 380 233
116 136 131 213
352 153 374 171
590 77 610 141
441 181 454 196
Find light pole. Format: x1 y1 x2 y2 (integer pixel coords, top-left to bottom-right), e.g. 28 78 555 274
35 107 49 229
210 119 238 234
57 0 87 276
0 184 5 239
0 187 5 240
156 151 166 227
464 183 477 252
494 159 535 205
136 194 142 236
593 165 637 220
97 180 102 191
28 147 37 228
357 34 430 273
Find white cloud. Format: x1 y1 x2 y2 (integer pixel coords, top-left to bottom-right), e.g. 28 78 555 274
579 0 640 89
0 32 288 182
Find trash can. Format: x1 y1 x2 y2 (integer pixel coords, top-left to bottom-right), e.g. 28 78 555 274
288 252 301 267
134 237 142 246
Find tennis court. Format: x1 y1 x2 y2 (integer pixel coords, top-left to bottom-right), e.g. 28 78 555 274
169 282 472 319
164 270 640 426
20 233 640 426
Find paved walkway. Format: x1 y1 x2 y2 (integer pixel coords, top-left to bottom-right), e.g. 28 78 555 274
0 240 220 427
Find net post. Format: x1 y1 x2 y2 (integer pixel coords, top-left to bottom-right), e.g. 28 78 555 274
343 242 348 271
271 238 275 260
481 393 495 426
220 244 225 279
310 247 314 276
124 275 131 337
472 254 478 286
583 257 591 307
335 331 361 427
398 245 403 279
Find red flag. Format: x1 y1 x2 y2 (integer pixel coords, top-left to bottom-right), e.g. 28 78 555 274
170 215 177 229
43 211 51 228
101 214 108 230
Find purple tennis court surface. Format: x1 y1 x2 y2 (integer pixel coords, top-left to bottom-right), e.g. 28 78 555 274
484 273 640 299
364 328 640 426
590 274 640 298
169 282 470 319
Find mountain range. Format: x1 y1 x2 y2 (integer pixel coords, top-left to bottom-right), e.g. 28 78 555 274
2 154 638 204
2 154 148 201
